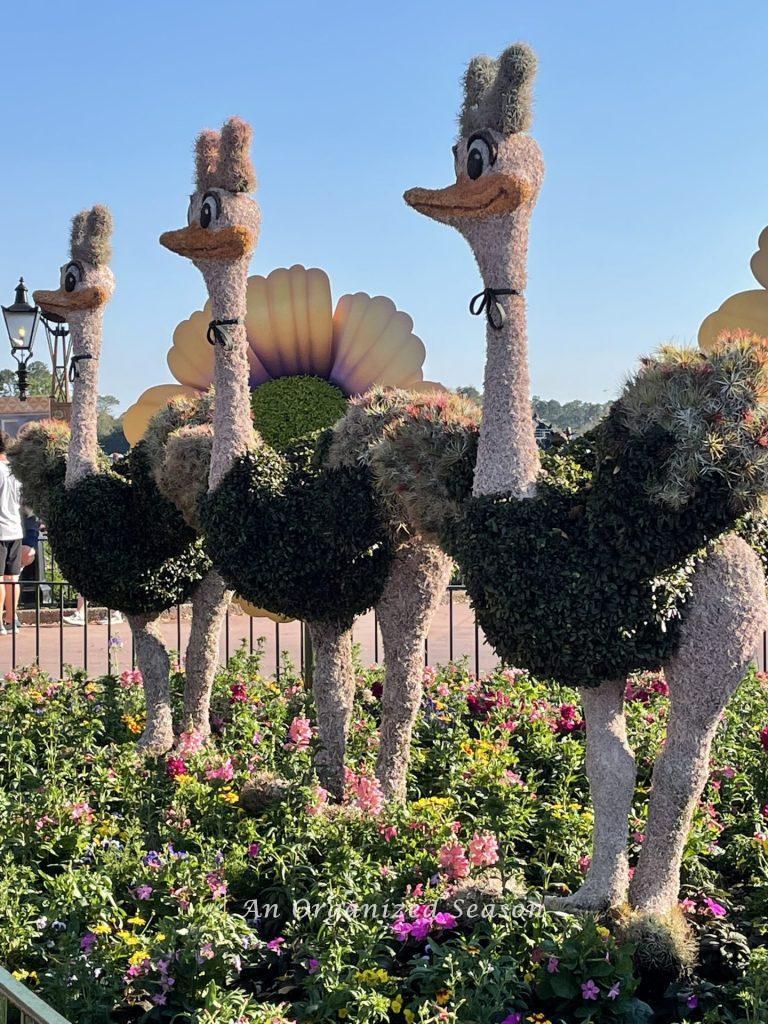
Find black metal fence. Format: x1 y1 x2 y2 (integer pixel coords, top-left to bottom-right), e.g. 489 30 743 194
0 581 494 679
2 579 767 680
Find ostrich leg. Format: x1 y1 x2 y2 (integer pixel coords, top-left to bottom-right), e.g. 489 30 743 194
630 534 767 914
128 612 174 755
376 539 453 801
544 677 636 911
308 620 355 799
181 569 233 739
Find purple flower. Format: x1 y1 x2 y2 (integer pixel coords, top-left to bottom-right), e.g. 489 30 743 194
247 842 260 859
687 995 699 1009
267 937 285 954
607 982 620 1000
433 911 457 930
581 979 600 1001
307 958 320 974
501 1015 523 1024
134 885 153 900
80 932 97 953
143 850 163 868
392 914 412 941
703 896 726 917
546 956 559 973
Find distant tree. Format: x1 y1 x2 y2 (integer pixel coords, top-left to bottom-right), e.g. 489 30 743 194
0 360 52 398
532 396 611 434
455 385 482 405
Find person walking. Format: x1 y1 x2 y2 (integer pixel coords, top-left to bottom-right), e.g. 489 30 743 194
0 430 25 635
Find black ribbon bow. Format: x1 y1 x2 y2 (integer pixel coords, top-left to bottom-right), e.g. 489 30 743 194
469 287 520 330
207 317 245 346
68 353 93 381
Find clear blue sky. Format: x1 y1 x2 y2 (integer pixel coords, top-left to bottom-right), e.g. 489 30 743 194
2 0 767 411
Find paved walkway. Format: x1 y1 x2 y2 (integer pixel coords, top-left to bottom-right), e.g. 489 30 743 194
0 594 500 679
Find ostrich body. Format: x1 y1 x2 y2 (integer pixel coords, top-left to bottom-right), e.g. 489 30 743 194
404 43 768 915
20 207 208 753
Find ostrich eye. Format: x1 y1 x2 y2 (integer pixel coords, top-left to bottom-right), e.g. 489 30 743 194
200 191 221 229
466 134 496 180
64 263 81 292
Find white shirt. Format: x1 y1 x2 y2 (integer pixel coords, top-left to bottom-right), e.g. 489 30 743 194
0 461 23 541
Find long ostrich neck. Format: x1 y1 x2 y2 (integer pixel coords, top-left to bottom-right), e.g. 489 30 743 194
65 308 104 488
204 259 255 491
471 215 540 499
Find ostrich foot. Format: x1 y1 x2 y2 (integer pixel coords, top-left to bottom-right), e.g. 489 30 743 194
308 619 355 801
181 570 231 744
137 719 175 756
544 876 627 914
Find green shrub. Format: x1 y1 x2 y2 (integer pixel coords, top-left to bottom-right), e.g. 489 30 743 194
251 375 348 449
201 433 392 625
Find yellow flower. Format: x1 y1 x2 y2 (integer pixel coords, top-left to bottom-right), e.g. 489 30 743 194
338 1010 348 1019
219 790 240 804
523 971 535 983
117 930 141 946
175 773 193 786
404 1011 415 1024
156 933 166 942
597 925 610 939
92 923 111 935
390 996 403 1013
129 950 150 966
127 916 146 926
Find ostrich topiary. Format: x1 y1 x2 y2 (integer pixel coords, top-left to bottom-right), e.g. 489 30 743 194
400 42 768 915
158 120 463 801
11 206 209 753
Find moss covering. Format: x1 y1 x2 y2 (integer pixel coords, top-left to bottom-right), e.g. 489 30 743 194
11 430 209 615
201 432 392 627
250 375 348 449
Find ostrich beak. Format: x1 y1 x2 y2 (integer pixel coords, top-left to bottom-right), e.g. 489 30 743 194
404 173 534 221
160 225 254 260
33 286 109 318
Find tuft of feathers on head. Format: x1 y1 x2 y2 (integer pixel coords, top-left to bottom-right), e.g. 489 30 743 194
195 128 220 192
217 117 257 193
459 42 537 137
70 205 113 266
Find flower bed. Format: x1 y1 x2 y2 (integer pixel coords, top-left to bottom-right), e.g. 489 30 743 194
2 652 768 1022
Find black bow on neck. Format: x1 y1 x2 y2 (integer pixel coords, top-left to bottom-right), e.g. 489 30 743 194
469 287 521 330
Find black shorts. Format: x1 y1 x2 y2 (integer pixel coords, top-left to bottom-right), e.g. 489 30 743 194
0 539 22 577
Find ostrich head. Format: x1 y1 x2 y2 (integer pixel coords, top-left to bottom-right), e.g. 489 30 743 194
33 205 115 324
160 117 261 293
404 43 544 281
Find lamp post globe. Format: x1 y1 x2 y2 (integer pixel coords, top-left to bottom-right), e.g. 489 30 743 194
2 278 41 401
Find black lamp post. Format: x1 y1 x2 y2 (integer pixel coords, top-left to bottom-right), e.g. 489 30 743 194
2 278 41 401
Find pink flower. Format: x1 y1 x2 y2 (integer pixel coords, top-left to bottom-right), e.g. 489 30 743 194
205 758 234 783
759 725 768 752
267 937 285 953
176 729 205 756
166 756 187 779
438 842 470 880
546 956 559 973
285 716 312 752
392 914 412 941
703 896 727 917
433 911 457 929
118 669 143 689
306 786 329 816
205 871 227 899
680 897 697 913
468 831 499 868
134 885 153 900
380 825 398 843
70 802 93 823
344 769 384 816
581 979 600 1000
578 855 592 873
503 770 525 788
247 843 260 859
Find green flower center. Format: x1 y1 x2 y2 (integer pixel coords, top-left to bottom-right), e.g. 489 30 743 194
250 375 349 449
